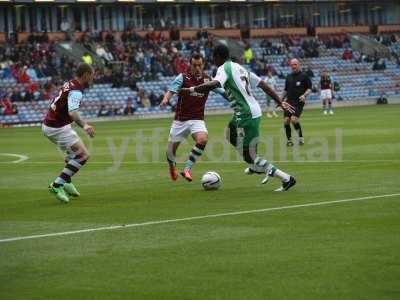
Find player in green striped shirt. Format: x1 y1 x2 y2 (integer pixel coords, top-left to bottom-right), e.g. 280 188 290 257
180 44 297 191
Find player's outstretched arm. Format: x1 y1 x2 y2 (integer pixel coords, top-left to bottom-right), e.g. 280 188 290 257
281 90 288 101
211 87 229 101
258 80 281 104
258 81 295 114
160 91 175 107
161 74 183 106
69 110 95 138
179 80 221 97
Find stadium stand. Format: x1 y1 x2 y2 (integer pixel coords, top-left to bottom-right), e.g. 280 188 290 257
1 30 400 126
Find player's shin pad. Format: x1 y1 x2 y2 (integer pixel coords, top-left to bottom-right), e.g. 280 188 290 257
253 157 276 184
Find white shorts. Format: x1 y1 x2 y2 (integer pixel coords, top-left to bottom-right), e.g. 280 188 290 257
42 124 81 152
168 120 208 143
320 89 332 100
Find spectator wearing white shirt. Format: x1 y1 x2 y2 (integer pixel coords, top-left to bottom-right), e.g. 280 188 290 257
96 44 114 62
264 69 278 118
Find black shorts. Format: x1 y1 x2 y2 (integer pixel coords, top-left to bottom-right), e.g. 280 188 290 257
284 103 304 118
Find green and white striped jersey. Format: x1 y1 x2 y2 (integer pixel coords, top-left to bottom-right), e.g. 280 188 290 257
214 61 262 120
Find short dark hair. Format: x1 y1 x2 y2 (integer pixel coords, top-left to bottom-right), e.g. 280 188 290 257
213 44 230 60
190 53 204 63
75 63 93 77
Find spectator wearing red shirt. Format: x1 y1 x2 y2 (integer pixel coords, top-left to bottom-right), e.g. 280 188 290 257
342 49 353 60
42 82 57 101
18 66 31 84
1 98 18 116
174 54 188 74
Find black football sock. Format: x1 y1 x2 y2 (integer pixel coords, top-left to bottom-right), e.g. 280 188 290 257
293 123 303 138
285 124 292 140
53 155 87 188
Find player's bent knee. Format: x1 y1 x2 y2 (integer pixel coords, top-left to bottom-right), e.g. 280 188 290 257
197 138 208 146
76 148 90 163
80 152 90 163
194 132 208 146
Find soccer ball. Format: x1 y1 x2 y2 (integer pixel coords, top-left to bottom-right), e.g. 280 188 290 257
201 171 222 191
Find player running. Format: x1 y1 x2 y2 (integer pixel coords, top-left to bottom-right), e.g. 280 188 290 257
180 45 296 191
160 53 223 182
320 70 334 115
42 63 95 203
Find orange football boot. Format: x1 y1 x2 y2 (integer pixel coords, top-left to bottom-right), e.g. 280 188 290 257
169 165 178 181
181 168 193 182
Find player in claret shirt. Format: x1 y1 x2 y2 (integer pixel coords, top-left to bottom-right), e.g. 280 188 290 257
42 63 95 203
320 70 334 115
160 53 225 182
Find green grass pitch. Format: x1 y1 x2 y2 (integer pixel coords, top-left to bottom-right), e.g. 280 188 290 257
1 105 400 299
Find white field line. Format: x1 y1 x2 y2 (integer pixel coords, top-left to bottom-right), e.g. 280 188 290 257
0 160 399 165
0 153 29 163
1 193 399 244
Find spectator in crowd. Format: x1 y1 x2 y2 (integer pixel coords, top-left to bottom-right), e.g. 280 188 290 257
42 82 57 101
305 67 314 78
111 70 124 88
26 65 39 81
342 48 353 60
373 58 387 71
174 54 188 74
149 91 162 106
97 104 112 117
137 90 151 108
1 98 18 115
264 69 278 118
96 44 114 62
353 51 362 63
23 86 35 102
27 82 40 99
82 52 93 65
113 105 124 116
301 38 319 58
124 98 136 116
17 66 31 83
0 62 12 79
10 87 23 102
243 44 254 64
1 29 398 113
395 54 400 68
105 31 116 50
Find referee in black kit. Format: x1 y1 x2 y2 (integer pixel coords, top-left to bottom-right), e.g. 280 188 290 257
282 59 312 146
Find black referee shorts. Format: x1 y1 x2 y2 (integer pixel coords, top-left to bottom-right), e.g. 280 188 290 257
284 103 304 118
